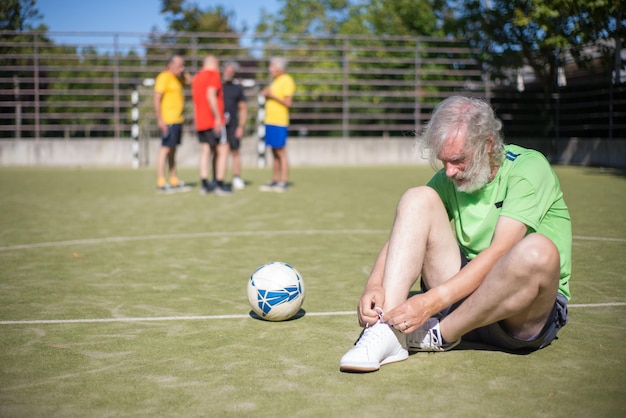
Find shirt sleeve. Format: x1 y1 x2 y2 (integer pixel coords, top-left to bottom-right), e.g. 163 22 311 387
154 73 166 94
500 153 558 232
237 86 246 103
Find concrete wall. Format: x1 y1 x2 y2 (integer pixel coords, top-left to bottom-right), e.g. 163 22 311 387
0 135 624 168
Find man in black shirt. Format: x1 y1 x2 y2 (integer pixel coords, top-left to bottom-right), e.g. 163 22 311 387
222 61 248 190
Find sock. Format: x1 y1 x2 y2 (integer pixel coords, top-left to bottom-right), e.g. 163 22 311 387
201 178 209 188
435 321 451 345
157 177 166 188
169 176 180 187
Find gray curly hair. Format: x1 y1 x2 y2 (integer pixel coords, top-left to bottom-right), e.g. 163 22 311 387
419 96 504 169
270 56 288 71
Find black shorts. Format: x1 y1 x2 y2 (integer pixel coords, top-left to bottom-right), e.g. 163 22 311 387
422 252 568 352
197 129 226 147
225 125 241 151
161 123 182 148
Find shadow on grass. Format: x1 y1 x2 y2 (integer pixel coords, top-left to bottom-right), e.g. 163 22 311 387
581 166 626 178
248 308 306 322
406 290 549 356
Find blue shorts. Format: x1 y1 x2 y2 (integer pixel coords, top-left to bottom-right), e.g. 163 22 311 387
161 123 182 148
264 125 288 148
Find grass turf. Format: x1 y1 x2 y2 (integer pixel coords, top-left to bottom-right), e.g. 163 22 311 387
0 165 625 417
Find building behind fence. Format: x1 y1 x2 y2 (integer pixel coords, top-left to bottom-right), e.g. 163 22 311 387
1 31 624 166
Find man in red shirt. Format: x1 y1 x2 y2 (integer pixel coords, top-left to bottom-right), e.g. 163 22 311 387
192 55 231 195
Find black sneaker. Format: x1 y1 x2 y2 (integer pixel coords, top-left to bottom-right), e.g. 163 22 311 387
200 180 216 195
213 183 233 196
273 182 288 193
259 181 278 192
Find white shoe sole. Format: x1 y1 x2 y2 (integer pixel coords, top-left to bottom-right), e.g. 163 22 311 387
339 350 408 373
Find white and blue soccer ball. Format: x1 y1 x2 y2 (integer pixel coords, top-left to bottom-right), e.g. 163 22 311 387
247 262 305 321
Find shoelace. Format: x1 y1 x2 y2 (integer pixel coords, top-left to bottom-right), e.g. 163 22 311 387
364 306 385 328
355 306 387 346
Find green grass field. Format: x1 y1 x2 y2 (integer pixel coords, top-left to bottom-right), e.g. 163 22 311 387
0 165 625 417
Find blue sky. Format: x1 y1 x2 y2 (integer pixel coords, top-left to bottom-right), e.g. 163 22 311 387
37 0 280 34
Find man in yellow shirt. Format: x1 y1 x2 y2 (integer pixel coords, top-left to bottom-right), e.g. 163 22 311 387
154 54 191 193
259 57 295 193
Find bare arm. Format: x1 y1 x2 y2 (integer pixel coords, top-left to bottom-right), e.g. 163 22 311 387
427 216 527 311
261 87 292 108
153 91 167 134
207 87 222 132
236 100 248 138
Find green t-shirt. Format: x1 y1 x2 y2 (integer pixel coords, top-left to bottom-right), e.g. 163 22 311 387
427 144 571 299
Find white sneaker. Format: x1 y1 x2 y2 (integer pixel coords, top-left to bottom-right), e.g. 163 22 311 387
405 318 460 352
232 176 245 190
339 321 408 372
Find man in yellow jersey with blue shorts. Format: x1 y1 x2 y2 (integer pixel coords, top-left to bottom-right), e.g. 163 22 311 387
154 54 191 193
340 96 571 372
259 57 295 193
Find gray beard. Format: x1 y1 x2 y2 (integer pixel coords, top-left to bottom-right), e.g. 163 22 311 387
453 157 492 193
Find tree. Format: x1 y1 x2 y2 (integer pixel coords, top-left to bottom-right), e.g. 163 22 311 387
256 0 353 36
361 0 446 37
255 0 446 38
0 0 43 31
145 0 242 70
253 1 458 136
0 0 49 138
447 0 625 94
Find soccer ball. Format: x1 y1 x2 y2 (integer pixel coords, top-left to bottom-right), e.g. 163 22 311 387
247 262 305 321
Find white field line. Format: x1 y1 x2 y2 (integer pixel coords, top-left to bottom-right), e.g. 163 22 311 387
1 304 624 326
0 231 624 252
0 230 623 325
0 229 389 251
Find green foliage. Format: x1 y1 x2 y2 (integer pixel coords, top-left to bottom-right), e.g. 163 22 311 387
0 0 48 138
447 0 625 94
144 1 242 69
0 0 42 31
255 0 445 38
253 1 486 136
363 0 446 37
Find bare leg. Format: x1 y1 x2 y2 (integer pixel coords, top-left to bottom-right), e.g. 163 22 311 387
441 233 560 342
274 147 289 183
271 148 280 182
168 147 178 182
382 186 461 311
231 149 241 178
199 143 211 180
157 146 171 185
214 143 230 182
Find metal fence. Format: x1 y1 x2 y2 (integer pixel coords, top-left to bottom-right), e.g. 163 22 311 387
3 31 623 143
0 31 487 140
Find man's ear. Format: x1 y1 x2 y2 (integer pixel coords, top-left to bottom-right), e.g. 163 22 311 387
487 135 495 153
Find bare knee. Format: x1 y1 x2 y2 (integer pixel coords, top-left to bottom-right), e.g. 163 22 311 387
516 234 560 275
397 186 443 214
